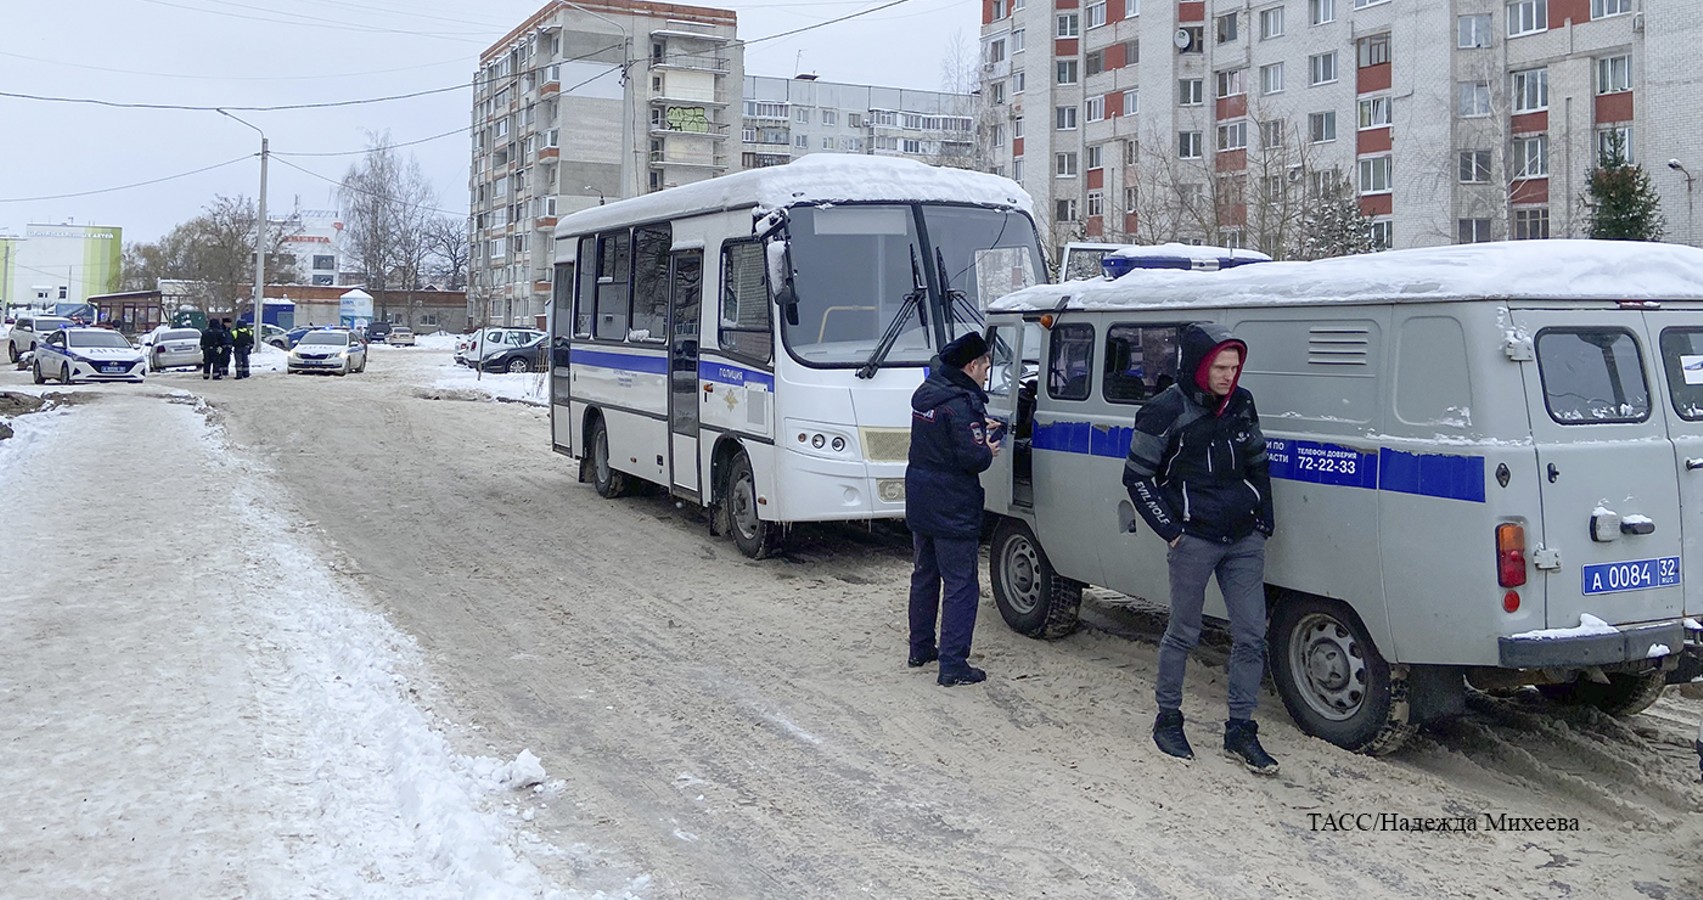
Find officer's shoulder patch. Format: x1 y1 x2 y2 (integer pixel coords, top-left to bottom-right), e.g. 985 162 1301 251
912 408 936 423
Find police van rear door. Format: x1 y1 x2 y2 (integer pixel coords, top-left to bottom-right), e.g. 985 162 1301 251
1512 308 1683 631
1637 308 1703 622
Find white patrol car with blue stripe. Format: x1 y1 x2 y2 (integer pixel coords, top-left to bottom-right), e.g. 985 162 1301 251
32 327 146 384
979 240 1703 755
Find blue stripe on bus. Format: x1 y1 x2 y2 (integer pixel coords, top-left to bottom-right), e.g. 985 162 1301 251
698 361 776 390
572 348 668 375
1031 421 1484 503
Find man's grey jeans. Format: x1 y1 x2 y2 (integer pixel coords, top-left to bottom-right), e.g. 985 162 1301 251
1156 532 1268 722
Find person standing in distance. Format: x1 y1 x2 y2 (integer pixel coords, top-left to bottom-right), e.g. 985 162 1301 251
231 319 255 380
199 319 227 380
906 331 1001 687
1123 322 1278 774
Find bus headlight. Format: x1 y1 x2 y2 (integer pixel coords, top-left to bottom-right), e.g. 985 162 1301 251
787 420 858 459
831 436 845 452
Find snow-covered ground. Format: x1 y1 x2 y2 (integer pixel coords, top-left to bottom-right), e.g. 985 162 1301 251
0 384 633 896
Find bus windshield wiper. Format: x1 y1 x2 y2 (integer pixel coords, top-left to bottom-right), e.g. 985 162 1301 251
856 244 928 380
935 245 983 331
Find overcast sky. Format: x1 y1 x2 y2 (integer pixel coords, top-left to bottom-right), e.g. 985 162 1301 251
1 0 977 243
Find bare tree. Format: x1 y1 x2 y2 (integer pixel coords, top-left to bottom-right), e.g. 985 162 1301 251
339 132 439 324
424 215 470 290
120 195 296 314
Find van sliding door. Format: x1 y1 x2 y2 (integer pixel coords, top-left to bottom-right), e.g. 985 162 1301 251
1636 311 1703 620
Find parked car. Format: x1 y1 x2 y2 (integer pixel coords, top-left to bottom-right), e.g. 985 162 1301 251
386 327 416 346
145 327 203 372
287 329 367 376
365 321 394 343
258 323 288 349
7 315 73 363
480 334 548 373
276 326 315 349
32 327 146 384
457 327 545 367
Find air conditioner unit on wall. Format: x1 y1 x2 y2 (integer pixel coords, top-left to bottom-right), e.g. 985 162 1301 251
1632 13 1644 32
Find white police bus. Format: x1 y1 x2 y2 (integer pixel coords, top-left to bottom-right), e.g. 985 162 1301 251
550 155 1044 557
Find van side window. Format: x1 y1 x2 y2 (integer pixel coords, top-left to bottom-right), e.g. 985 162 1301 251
719 240 773 363
1047 323 1095 400
1657 328 1703 420
1534 328 1649 424
1103 324 1183 404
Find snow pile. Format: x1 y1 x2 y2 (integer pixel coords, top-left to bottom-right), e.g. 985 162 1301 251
431 364 548 407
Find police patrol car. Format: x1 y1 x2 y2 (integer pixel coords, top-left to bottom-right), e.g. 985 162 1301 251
31 327 146 384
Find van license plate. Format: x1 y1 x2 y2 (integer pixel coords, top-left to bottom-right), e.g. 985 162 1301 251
1581 557 1680 595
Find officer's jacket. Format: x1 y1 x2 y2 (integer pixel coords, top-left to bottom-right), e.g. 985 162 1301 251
905 360 994 539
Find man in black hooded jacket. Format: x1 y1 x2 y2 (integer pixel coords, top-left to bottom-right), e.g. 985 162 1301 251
1123 322 1279 774
906 331 1000 687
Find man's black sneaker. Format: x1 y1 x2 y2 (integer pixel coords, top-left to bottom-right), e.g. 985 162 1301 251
937 666 986 687
1223 719 1280 775
1152 709 1194 760
907 648 938 668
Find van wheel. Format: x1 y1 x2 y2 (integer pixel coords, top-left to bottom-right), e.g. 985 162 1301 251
1536 672 1666 717
589 417 628 498
1269 595 1415 755
726 451 782 559
990 518 1083 638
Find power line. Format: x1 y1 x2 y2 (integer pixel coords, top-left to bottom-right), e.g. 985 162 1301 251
273 126 471 159
0 156 253 203
137 0 491 43
272 157 466 218
741 0 916 45
0 49 470 82
0 82 468 113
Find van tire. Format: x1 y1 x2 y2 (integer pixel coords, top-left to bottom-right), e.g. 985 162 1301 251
990 518 1083 638
1269 595 1415 755
1536 672 1666 717
725 452 783 559
590 417 628 499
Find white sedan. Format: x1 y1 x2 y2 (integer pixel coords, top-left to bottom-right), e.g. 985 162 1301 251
32 327 146 384
287 329 367 376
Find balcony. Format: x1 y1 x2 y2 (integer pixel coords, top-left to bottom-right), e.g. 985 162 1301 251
650 52 730 73
649 114 729 139
648 149 728 169
534 216 558 230
650 26 731 43
538 146 560 160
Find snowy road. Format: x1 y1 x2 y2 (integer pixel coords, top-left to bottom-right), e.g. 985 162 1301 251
2 341 1700 898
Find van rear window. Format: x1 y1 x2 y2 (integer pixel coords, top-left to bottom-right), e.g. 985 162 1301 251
1534 329 1650 424
1658 328 1703 420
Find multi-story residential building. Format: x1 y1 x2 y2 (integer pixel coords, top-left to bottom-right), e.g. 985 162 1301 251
981 0 1703 257
469 0 741 326
738 74 979 169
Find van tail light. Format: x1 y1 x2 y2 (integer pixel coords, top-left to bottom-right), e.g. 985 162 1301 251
1496 523 1527 588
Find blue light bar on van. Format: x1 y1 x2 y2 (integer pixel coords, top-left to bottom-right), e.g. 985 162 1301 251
1102 250 1273 279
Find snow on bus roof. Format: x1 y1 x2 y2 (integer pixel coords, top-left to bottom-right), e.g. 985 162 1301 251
989 240 1703 312
553 154 1033 239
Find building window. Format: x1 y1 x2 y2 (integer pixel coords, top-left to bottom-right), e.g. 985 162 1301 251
795 107 811 123
1513 207 1550 239
1014 116 1024 138
1013 157 1024 180
1124 185 1139 211
1457 218 1493 243
1013 71 1026 93
1511 68 1548 112
1123 88 1138 114
795 135 809 149
1458 149 1492 183
1354 0 1389 8
1508 0 1547 36
1056 13 1079 36
990 82 1006 104
1179 78 1203 106
822 137 835 149
1087 0 1107 28
1597 125 1634 163
1260 119 1286 148
1458 14 1492 48
1458 81 1491 117
1056 152 1079 176
1086 50 1104 76
1124 138 1139 165
1597 55 1632 94
1085 96 1106 121
1011 29 1025 52
1592 0 1631 16
1260 62 1285 94
1216 68 1246 98
1125 0 1139 16
1259 6 1284 39
1358 155 1392 194
1216 12 1238 43
1122 39 1139 65
903 138 923 153
1086 190 1105 217
1357 96 1392 129
1056 106 1079 130
1087 144 1104 168
992 0 1007 17
1357 34 1390 67
987 40 1006 64
1310 0 1335 25
1057 60 1079 84
312 254 335 270
1309 52 1338 85
1370 219 1393 249
1514 134 1549 177
1179 131 1203 159
1217 120 1248 151
1056 198 1078 221
1308 111 1337 143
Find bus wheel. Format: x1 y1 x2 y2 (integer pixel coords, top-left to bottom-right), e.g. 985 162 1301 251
1536 672 1666 717
590 417 628 498
726 452 782 559
990 518 1082 638
1269 595 1415 755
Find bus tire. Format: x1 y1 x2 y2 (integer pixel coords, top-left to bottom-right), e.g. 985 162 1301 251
726 451 782 559
1269 595 1415 755
989 517 1082 639
1536 671 1666 717
589 417 628 498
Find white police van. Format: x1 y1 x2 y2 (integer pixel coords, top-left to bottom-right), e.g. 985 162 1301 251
979 240 1703 754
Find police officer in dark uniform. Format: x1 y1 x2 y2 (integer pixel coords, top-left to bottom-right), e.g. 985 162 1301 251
905 331 1000 687
231 320 255 379
200 319 227 380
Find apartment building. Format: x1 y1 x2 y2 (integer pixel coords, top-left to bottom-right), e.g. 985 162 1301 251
981 0 1703 256
739 74 978 169
469 0 741 326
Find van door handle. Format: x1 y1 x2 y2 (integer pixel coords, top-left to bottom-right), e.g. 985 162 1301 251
1687 458 1703 471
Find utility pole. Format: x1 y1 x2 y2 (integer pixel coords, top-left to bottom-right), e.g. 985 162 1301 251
218 109 269 332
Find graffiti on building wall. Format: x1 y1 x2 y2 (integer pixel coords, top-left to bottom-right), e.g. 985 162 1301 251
664 107 709 133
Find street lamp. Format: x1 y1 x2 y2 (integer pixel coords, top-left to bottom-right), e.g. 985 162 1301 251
1668 159 1695 246
217 108 269 337
584 184 606 206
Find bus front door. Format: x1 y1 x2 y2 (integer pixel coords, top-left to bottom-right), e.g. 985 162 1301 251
668 249 704 500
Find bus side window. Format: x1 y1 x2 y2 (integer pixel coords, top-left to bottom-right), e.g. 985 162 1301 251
1047 323 1095 401
1103 324 1182 404
594 230 631 341
630 224 671 342
720 241 773 363
575 236 596 338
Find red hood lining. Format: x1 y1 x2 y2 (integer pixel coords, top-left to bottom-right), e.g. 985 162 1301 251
1192 339 1248 416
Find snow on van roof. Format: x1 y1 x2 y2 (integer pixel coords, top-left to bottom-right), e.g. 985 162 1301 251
1106 242 1273 262
553 154 1033 239
989 240 1703 312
